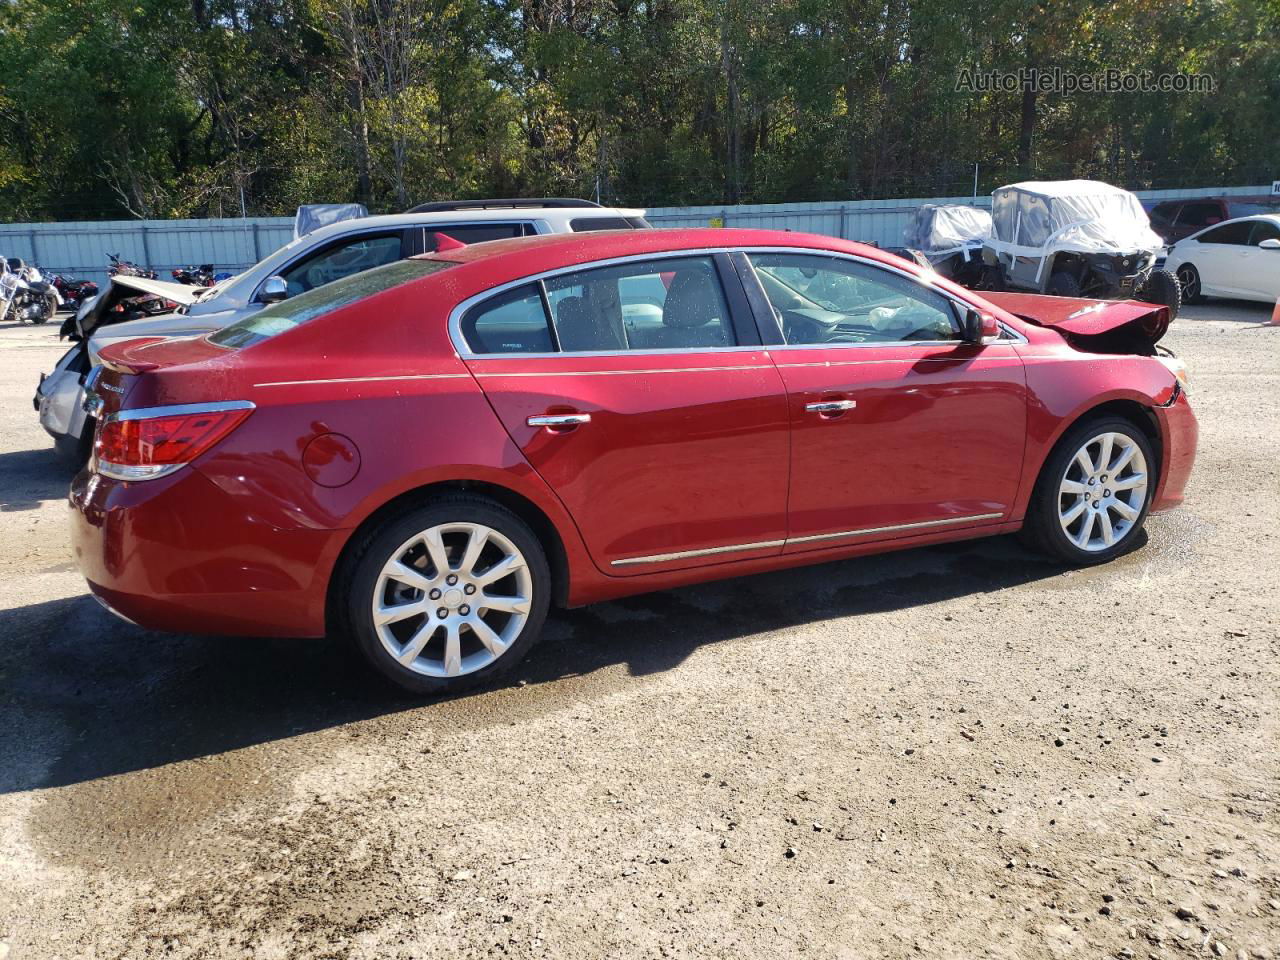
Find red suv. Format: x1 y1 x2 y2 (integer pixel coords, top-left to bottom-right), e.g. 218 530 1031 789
1149 196 1280 242
71 230 1197 694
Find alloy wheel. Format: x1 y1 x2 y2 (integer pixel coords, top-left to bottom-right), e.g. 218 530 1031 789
372 522 533 678
1057 432 1149 553
1176 265 1199 301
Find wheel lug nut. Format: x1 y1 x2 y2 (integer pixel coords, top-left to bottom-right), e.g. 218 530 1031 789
464 584 476 595
459 604 470 616
429 588 441 600
436 607 448 619
446 574 458 586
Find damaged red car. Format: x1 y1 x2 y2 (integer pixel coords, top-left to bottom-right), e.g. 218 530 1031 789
70 229 1197 694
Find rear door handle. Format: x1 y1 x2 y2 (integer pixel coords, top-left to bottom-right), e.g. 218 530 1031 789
527 413 591 428
805 400 857 414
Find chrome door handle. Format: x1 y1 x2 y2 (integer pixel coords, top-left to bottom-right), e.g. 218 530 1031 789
527 413 591 428
805 400 857 413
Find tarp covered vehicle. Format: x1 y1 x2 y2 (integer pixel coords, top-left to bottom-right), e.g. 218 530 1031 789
983 180 1181 317
902 204 993 287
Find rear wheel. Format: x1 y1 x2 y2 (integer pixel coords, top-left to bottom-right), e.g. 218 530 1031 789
1175 263 1203 304
1047 271 1082 297
1023 417 1155 565
344 496 551 695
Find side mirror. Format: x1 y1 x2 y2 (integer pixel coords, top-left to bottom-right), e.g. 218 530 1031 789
1259 238 1280 250
259 275 288 304
960 308 999 344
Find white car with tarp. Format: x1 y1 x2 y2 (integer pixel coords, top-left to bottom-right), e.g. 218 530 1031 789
982 180 1180 315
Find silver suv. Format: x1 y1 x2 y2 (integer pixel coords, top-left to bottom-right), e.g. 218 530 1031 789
36 200 649 462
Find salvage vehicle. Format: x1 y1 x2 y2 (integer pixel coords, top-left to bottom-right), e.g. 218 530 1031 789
38 199 649 464
1162 214 1280 304
901 204 993 287
36 274 205 462
71 228 1197 696
983 180 1182 316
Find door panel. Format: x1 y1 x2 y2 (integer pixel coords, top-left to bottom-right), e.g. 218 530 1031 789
461 252 786 576
468 351 790 573
737 249 1027 550
774 343 1027 549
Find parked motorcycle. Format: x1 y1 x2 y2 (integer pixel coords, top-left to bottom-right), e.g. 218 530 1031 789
171 263 218 286
107 252 158 280
1 258 62 324
48 273 99 311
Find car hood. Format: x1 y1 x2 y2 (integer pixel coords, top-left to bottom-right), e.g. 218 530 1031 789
983 292 1170 348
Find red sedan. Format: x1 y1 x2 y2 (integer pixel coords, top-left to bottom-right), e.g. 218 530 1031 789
70 229 1197 694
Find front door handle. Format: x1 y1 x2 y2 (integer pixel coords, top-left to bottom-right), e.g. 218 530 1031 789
805 400 857 414
527 413 591 429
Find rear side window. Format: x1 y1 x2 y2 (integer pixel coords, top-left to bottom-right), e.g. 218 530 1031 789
458 255 736 354
569 217 649 232
211 259 453 349
1199 221 1253 245
426 223 529 249
460 284 554 354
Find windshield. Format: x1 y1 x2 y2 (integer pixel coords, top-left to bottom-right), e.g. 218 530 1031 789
210 259 452 349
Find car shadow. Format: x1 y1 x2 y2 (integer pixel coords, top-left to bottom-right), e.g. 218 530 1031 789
0 532 1094 795
0 447 76 512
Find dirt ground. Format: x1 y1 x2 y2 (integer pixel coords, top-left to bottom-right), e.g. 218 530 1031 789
0 300 1277 960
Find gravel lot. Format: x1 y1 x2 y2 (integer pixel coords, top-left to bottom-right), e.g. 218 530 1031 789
1 301 1277 960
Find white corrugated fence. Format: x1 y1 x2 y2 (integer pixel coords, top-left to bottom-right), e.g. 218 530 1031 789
0 185 1270 289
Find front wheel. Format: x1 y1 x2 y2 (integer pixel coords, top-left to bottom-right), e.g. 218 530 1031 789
1023 417 1155 565
1047 271 1082 297
344 497 551 695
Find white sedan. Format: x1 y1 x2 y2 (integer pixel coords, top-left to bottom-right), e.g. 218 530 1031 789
1164 214 1280 304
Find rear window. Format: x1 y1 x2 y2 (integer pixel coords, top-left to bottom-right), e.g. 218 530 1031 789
210 259 452 348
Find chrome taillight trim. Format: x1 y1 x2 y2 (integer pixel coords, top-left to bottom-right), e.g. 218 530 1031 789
104 399 256 424
97 460 186 482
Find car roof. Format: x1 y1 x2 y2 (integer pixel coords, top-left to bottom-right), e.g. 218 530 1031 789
298 207 647 244
407 227 911 299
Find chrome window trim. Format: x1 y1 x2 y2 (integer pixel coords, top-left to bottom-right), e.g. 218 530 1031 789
609 512 1006 566
105 399 256 424
449 246 1025 358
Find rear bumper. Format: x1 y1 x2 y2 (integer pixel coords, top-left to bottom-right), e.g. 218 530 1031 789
69 466 339 637
1151 387 1197 513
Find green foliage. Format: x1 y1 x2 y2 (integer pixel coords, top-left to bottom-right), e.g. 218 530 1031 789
0 0 1273 220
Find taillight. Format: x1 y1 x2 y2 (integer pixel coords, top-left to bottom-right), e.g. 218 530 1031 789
95 401 254 481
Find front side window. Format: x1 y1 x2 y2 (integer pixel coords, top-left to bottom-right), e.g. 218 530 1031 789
747 253 958 345
1199 222 1253 245
1247 220 1280 245
1177 202 1223 228
280 233 404 296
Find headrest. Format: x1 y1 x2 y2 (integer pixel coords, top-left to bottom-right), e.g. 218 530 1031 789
662 269 721 329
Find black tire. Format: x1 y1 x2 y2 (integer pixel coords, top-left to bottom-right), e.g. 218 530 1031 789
1138 269 1181 319
1046 271 1082 297
1021 415 1156 566
341 495 551 696
1175 263 1203 304
32 295 56 324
